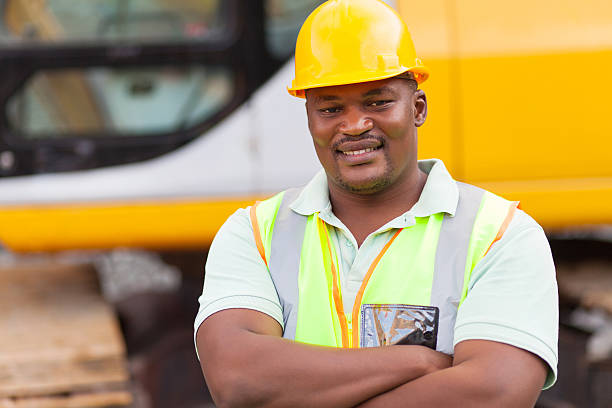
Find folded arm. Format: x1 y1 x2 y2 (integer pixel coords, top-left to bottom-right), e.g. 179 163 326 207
196 308 452 408
356 339 548 408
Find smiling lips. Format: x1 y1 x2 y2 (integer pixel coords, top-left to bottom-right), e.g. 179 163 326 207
342 147 378 156
337 140 383 159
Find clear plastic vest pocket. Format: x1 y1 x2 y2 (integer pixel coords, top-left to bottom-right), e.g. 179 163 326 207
360 304 439 349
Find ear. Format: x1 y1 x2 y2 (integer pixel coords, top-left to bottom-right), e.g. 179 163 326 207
414 89 427 127
305 98 316 135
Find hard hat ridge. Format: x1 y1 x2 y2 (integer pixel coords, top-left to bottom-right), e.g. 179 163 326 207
288 0 429 98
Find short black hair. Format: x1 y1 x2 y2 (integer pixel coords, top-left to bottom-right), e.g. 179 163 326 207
395 72 418 91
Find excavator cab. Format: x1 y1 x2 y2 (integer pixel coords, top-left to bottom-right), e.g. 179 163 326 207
0 0 323 176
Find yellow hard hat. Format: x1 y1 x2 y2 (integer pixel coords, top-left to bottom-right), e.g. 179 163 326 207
288 0 429 98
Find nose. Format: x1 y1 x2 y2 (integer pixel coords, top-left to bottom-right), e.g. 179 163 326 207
338 106 373 136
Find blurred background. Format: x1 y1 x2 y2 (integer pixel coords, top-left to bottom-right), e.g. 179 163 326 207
0 0 610 407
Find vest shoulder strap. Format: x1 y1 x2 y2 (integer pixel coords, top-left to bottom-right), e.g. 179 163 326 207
249 190 287 267
432 182 518 352
250 188 304 336
431 182 484 351
459 186 520 302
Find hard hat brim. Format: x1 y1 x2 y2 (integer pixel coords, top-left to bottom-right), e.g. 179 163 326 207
287 66 429 99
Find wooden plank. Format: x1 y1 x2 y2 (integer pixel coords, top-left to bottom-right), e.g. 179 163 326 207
557 261 612 314
0 390 132 408
0 262 130 399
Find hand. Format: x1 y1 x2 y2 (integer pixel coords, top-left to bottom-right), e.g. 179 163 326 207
405 345 452 374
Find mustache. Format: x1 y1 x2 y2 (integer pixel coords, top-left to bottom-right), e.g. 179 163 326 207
331 133 385 150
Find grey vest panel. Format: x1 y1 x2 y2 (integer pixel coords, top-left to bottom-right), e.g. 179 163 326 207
268 183 485 347
268 188 305 339
431 182 485 354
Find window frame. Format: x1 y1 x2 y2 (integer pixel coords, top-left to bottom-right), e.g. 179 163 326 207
0 0 282 176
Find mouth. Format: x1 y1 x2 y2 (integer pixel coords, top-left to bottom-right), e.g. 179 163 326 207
336 138 383 154
341 146 381 156
335 139 383 164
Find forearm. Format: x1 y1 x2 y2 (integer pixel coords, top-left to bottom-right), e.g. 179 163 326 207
356 363 505 408
198 313 449 408
355 341 547 408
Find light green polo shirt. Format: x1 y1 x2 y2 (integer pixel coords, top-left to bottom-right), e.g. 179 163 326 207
195 159 558 388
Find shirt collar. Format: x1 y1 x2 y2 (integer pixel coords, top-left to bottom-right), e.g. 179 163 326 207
290 159 459 219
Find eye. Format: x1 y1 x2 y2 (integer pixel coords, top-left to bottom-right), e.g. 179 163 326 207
368 100 392 108
319 106 342 114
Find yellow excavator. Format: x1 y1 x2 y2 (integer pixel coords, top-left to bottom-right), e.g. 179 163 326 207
0 0 610 406
0 0 609 253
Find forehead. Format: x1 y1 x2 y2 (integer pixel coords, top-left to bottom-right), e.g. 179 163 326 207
306 77 409 103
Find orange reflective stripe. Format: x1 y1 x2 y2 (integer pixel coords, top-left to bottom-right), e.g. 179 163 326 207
319 218 349 348
350 229 402 348
484 201 519 256
250 202 268 268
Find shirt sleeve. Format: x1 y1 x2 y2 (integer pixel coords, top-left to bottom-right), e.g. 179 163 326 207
453 209 559 389
193 207 284 353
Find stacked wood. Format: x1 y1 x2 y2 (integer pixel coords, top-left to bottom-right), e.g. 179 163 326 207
557 261 612 314
0 262 132 407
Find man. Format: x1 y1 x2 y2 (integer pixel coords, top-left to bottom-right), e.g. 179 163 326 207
195 0 558 406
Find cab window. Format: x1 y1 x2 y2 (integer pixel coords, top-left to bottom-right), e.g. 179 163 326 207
1 0 225 44
264 0 324 59
7 66 234 138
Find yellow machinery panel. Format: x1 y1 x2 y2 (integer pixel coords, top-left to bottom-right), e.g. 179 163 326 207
399 0 457 172
0 197 263 252
401 0 612 228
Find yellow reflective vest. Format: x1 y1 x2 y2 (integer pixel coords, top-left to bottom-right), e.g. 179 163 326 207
250 183 517 353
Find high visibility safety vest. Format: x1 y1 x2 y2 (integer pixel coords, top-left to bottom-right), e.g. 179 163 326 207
249 183 518 354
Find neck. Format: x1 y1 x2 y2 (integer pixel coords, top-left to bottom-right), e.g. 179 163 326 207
328 167 427 246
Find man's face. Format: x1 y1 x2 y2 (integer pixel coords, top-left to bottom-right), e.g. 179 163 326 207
305 77 427 194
